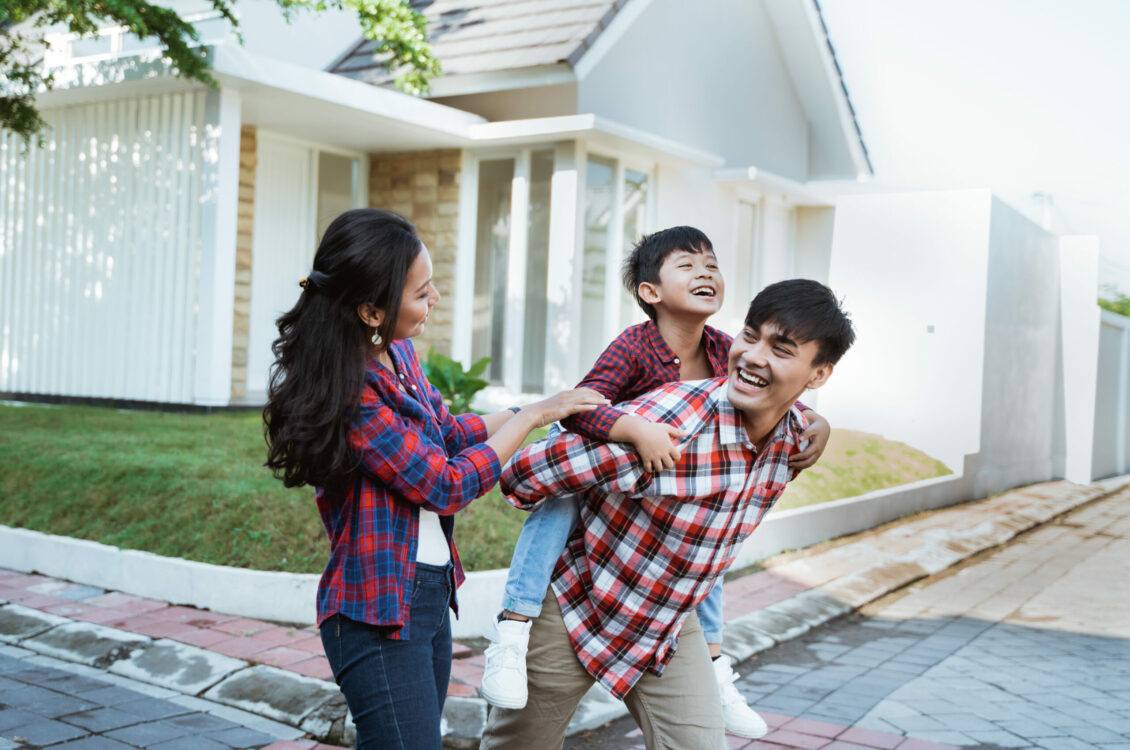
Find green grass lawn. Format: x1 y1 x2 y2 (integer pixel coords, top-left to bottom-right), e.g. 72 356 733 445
0 404 949 574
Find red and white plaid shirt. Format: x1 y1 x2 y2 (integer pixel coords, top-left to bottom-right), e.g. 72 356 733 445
502 376 807 699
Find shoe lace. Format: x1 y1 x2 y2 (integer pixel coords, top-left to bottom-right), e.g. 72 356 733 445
485 640 525 670
718 666 746 706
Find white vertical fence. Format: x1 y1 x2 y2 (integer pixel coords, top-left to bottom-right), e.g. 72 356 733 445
0 91 209 403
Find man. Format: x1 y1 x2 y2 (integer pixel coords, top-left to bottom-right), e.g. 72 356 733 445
480 279 856 749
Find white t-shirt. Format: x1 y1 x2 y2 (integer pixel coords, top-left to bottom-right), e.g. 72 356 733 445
416 509 452 565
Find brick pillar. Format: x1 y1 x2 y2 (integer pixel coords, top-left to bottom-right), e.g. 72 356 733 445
369 149 461 357
231 125 257 401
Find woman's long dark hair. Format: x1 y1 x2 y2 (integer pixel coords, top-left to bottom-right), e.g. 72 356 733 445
263 209 423 488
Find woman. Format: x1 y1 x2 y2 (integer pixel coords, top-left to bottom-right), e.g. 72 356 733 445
263 209 606 749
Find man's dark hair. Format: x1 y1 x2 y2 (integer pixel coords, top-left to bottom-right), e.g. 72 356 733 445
745 279 856 366
621 226 714 320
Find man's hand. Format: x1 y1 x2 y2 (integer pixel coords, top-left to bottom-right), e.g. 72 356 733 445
790 409 830 470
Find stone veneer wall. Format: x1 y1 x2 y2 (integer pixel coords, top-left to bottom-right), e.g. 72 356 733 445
231 125 257 401
368 150 461 357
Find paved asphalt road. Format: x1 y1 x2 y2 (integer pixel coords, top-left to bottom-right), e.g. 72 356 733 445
568 488 1130 749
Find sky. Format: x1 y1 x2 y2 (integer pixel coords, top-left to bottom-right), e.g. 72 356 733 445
819 0 1130 295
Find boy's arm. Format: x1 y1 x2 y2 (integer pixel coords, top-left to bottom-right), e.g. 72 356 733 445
502 425 649 510
560 331 685 472
559 333 639 440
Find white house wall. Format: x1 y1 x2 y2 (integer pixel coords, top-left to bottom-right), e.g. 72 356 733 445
819 190 993 471
577 0 810 181
0 91 217 403
974 198 1063 491
1093 310 1130 479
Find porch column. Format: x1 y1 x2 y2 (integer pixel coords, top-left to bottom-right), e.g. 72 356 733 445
451 151 478 367
194 87 241 406
756 194 795 288
544 141 585 391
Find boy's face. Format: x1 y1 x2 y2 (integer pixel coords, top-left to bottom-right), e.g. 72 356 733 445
726 321 832 419
639 247 724 318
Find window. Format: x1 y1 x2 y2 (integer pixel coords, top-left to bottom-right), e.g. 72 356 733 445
580 155 652 371
462 146 652 396
471 160 514 382
470 151 554 390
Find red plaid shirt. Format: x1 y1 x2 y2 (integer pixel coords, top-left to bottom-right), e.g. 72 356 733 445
561 320 805 439
561 321 732 439
315 339 501 638
503 377 806 698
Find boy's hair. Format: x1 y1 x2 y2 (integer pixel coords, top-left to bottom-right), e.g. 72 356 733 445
622 226 714 320
745 279 856 367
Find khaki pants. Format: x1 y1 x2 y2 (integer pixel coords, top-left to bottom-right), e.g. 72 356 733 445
480 592 723 750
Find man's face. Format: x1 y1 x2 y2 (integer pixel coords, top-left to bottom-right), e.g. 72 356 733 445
726 321 832 419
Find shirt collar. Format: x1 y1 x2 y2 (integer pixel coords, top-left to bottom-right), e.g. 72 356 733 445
715 385 803 450
643 320 679 365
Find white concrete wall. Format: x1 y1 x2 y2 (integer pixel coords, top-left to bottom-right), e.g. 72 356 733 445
1056 237 1101 483
973 199 1062 491
577 0 810 181
1093 310 1130 478
794 206 836 283
819 190 994 471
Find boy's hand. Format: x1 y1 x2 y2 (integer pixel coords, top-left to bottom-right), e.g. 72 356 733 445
790 409 830 470
629 418 686 473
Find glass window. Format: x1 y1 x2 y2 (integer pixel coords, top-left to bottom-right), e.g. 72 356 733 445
621 168 649 326
580 156 615 372
522 151 554 393
316 152 358 244
472 159 514 382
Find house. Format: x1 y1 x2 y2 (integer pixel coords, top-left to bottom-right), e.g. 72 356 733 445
0 0 869 409
3 0 1122 490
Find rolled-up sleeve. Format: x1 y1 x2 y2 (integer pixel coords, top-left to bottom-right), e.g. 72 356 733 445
351 397 501 516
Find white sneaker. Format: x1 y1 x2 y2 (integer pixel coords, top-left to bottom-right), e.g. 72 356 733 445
480 618 532 709
713 655 769 739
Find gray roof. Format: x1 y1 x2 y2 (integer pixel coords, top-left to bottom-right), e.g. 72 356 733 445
329 0 627 84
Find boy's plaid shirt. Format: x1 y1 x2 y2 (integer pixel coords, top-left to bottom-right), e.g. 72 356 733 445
562 321 732 439
314 339 501 638
502 377 806 699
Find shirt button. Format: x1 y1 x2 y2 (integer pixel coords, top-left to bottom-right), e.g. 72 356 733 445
674 358 680 364
410 384 417 390
398 373 405 379
744 442 754 450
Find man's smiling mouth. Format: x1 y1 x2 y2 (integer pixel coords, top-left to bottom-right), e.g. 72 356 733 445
737 368 768 388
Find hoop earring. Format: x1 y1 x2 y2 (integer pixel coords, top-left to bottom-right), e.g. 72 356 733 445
371 329 383 346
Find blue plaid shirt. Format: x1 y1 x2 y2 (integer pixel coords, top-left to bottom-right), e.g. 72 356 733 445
314 339 501 638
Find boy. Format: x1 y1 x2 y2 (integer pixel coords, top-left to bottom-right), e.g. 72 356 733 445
480 228 831 738
480 279 856 749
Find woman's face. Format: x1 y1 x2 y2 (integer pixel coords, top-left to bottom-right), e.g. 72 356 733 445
392 246 440 341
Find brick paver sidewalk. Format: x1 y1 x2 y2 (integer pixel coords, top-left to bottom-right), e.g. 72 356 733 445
1 478 1118 748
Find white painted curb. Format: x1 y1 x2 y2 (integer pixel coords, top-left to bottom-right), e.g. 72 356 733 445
0 526 319 624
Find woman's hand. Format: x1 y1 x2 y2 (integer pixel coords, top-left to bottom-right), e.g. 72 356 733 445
790 408 831 469
521 388 609 427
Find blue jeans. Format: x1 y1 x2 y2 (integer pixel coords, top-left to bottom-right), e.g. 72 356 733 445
320 562 454 750
501 497 726 644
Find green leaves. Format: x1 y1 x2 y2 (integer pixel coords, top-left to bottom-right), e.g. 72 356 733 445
420 349 490 415
1 0 441 143
1099 288 1130 318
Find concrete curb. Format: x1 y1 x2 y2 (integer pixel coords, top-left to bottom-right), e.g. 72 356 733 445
0 604 355 746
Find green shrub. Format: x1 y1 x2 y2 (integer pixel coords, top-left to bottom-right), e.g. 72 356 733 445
421 350 490 414
1099 289 1130 318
